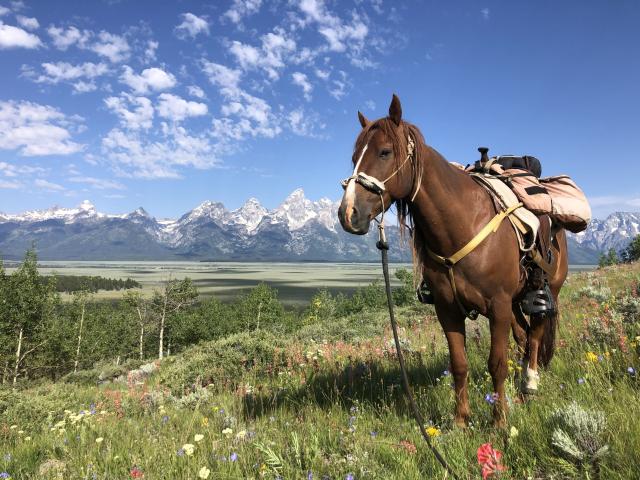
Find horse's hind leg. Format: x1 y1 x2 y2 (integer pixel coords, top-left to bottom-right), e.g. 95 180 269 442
436 304 470 427
488 300 514 428
511 306 528 357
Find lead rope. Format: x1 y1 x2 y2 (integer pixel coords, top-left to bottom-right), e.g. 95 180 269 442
376 222 461 480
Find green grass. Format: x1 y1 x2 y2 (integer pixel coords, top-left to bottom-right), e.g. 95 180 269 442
1 263 639 479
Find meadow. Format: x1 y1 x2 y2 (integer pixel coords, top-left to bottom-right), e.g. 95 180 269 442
1 261 639 479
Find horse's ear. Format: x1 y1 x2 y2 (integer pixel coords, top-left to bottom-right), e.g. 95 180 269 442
388 93 402 126
357 111 369 128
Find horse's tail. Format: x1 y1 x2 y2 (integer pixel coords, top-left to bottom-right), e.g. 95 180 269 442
538 309 558 368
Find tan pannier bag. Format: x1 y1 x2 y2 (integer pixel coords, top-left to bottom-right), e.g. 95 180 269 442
502 169 552 215
539 175 591 233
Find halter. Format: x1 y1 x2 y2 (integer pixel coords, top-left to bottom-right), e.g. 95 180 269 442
340 135 420 227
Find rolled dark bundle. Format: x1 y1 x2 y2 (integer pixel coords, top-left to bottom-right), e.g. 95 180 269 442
496 155 542 178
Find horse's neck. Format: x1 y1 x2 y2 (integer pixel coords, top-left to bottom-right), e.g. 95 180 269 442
411 144 493 256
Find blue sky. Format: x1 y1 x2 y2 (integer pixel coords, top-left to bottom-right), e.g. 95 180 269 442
0 0 638 219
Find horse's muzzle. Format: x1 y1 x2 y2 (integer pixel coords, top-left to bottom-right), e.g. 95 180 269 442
338 202 371 235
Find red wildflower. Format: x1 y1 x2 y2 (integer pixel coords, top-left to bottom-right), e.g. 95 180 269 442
477 443 506 479
397 440 417 455
130 466 144 478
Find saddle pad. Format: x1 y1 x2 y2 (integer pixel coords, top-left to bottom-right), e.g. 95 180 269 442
469 173 539 252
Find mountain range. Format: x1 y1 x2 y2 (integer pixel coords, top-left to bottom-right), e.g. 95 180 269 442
0 190 636 264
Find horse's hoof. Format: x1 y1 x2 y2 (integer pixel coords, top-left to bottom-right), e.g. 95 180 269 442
520 367 539 395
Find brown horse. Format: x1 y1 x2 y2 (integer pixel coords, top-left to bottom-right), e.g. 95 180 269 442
338 94 568 427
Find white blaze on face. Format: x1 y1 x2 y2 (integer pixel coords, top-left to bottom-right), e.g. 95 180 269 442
344 142 368 219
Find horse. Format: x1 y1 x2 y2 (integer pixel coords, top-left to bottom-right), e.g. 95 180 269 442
337 94 568 427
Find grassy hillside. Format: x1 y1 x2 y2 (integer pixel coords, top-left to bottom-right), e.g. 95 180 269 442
1 263 639 479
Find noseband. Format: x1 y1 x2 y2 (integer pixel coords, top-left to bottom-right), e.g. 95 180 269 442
340 135 420 205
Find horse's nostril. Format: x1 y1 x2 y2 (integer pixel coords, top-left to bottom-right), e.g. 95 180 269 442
350 206 360 224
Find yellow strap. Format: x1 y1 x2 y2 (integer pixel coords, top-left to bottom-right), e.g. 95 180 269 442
427 203 523 267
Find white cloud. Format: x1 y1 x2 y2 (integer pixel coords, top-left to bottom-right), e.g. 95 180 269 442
0 100 84 156
69 176 125 190
201 60 242 95
292 72 313 101
314 68 330 80
0 21 42 49
222 0 262 24
47 25 130 62
156 93 207 122
481 8 490 20
101 126 218 179
120 66 176 94
229 27 296 80
35 178 66 191
91 31 130 62
287 108 325 137
0 161 46 177
16 15 38 30
47 25 90 50
364 99 375 111
144 40 158 62
104 94 154 130
0 179 22 189
31 62 108 92
0 6 10 16
187 85 206 99
328 70 350 99
175 12 209 39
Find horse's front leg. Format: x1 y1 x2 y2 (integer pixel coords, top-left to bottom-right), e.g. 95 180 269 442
488 300 514 428
436 303 470 427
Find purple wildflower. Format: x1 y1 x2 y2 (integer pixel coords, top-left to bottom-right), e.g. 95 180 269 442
628 367 636 375
162 415 169 424
370 431 378 437
307 471 313 480
346 474 355 480
578 378 585 385
230 452 238 462
1 473 10 479
89 403 96 415
442 369 450 376
177 448 185 457
484 393 497 405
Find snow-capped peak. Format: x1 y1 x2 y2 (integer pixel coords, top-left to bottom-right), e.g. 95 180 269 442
229 197 267 233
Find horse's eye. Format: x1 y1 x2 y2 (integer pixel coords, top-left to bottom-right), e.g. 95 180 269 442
379 149 392 158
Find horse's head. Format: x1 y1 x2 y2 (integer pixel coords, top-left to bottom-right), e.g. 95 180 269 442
338 94 421 235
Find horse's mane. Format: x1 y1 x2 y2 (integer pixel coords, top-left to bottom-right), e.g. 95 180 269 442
353 118 427 281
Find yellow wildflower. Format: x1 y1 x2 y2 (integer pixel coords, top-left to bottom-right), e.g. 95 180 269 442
236 429 247 440
194 434 204 443
222 427 233 436
198 466 211 479
510 426 519 438
182 443 195 456
24 436 31 441
426 426 440 438
585 351 598 363
95 437 104 444
201 417 209 427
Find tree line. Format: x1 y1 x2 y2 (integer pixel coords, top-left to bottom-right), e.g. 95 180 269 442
0 249 416 387
50 275 141 293
598 234 640 268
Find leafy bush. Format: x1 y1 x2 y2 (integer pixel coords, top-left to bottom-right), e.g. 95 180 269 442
549 401 609 470
155 330 287 395
575 285 612 303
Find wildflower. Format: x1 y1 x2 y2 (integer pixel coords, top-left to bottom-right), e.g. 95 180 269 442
194 434 204 443
130 466 144 478
346 474 355 480
426 426 440 438
230 452 238 462
370 431 378 437
484 393 497 405
95 437 104 444
398 440 417 454
201 417 209 427
162 415 169 424
24 436 31 442
307 471 313 480
585 351 598 363
578 377 585 385
477 443 507 479
235 430 247 440
182 444 195 456
222 428 233 436
442 369 450 376
3 454 11 461
9 426 16 430
198 466 210 479
0 473 10 479
176 449 185 457
628 367 636 375
509 426 519 438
